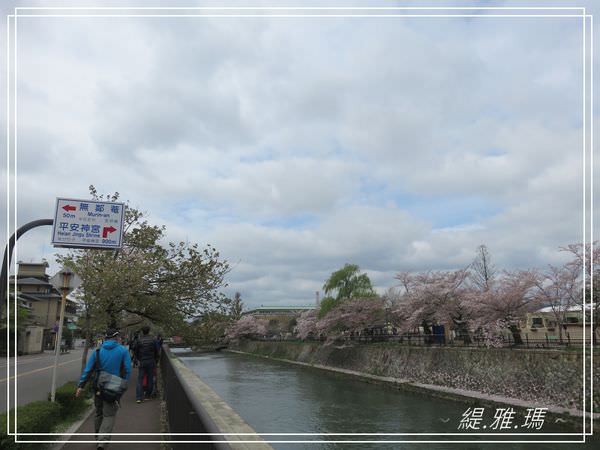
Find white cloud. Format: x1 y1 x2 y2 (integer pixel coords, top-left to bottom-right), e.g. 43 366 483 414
2 6 596 309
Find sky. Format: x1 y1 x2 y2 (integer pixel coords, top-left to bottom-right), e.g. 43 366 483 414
1 1 598 309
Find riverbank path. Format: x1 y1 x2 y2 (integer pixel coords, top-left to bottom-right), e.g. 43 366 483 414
64 366 162 449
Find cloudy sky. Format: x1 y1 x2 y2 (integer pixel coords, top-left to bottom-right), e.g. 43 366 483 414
2 1 598 309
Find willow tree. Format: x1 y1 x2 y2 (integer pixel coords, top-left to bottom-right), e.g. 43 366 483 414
319 264 377 319
323 264 376 301
58 187 230 359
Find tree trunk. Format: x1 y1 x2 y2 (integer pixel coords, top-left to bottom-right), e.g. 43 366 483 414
422 320 433 345
107 304 117 329
509 324 523 345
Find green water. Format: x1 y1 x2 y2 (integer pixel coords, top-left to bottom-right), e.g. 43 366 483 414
180 352 597 449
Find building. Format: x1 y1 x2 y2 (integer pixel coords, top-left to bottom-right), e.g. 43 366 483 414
1 290 44 355
521 304 599 344
9 261 78 351
242 305 315 337
242 305 315 318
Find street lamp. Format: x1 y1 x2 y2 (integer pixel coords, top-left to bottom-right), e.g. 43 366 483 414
49 268 79 402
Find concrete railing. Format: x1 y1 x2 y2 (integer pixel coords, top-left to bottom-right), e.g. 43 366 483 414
160 345 273 450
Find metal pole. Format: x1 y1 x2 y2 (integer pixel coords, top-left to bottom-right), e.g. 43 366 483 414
0 219 54 320
50 271 70 402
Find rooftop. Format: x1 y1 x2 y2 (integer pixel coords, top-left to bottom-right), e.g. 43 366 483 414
243 305 315 314
17 261 49 267
11 277 51 286
536 303 596 313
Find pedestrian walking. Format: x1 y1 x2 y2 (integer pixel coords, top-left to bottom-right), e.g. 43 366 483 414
135 325 158 403
155 333 163 358
130 331 140 367
76 328 131 450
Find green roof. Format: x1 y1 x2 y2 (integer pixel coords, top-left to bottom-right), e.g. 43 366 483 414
243 305 314 313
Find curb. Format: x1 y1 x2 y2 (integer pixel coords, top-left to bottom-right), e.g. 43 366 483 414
49 404 95 450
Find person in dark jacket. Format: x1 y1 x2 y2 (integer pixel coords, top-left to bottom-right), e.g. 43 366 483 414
76 329 131 450
135 325 158 402
130 332 139 367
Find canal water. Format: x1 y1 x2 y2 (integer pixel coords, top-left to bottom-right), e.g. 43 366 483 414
179 352 597 450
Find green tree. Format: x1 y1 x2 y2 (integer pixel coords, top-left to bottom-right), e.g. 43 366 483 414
0 297 31 355
58 186 231 346
180 291 245 346
317 296 341 319
322 264 376 301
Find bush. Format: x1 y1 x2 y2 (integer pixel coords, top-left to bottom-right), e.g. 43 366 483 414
0 412 17 450
12 401 61 433
0 400 62 449
48 381 88 418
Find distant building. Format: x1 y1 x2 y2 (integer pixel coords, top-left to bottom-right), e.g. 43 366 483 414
242 305 315 338
242 305 315 318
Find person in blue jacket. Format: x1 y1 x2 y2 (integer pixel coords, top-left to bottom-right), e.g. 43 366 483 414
76 328 131 450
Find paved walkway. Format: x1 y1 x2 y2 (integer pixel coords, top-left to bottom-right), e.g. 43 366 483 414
64 367 162 449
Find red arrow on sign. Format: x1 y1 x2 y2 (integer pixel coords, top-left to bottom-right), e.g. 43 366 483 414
62 205 76 212
102 226 116 238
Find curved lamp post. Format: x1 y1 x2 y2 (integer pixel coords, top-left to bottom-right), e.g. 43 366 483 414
0 219 54 320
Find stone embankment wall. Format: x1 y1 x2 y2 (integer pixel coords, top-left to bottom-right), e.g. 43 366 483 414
231 340 599 414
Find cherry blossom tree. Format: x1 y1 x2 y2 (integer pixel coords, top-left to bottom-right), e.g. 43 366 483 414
392 269 471 341
559 242 600 344
225 315 268 341
466 270 540 345
532 264 579 342
316 297 386 340
295 309 319 340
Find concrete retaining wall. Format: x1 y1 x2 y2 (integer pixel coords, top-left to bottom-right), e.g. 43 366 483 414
230 340 599 416
161 346 273 450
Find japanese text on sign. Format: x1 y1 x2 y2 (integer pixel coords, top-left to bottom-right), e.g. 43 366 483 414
51 198 125 249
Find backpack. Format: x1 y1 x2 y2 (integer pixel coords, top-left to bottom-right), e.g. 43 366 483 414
94 348 128 402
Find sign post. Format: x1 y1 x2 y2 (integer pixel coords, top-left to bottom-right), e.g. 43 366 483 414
47 198 125 402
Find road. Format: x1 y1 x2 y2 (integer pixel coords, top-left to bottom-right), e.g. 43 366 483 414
0 348 86 413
